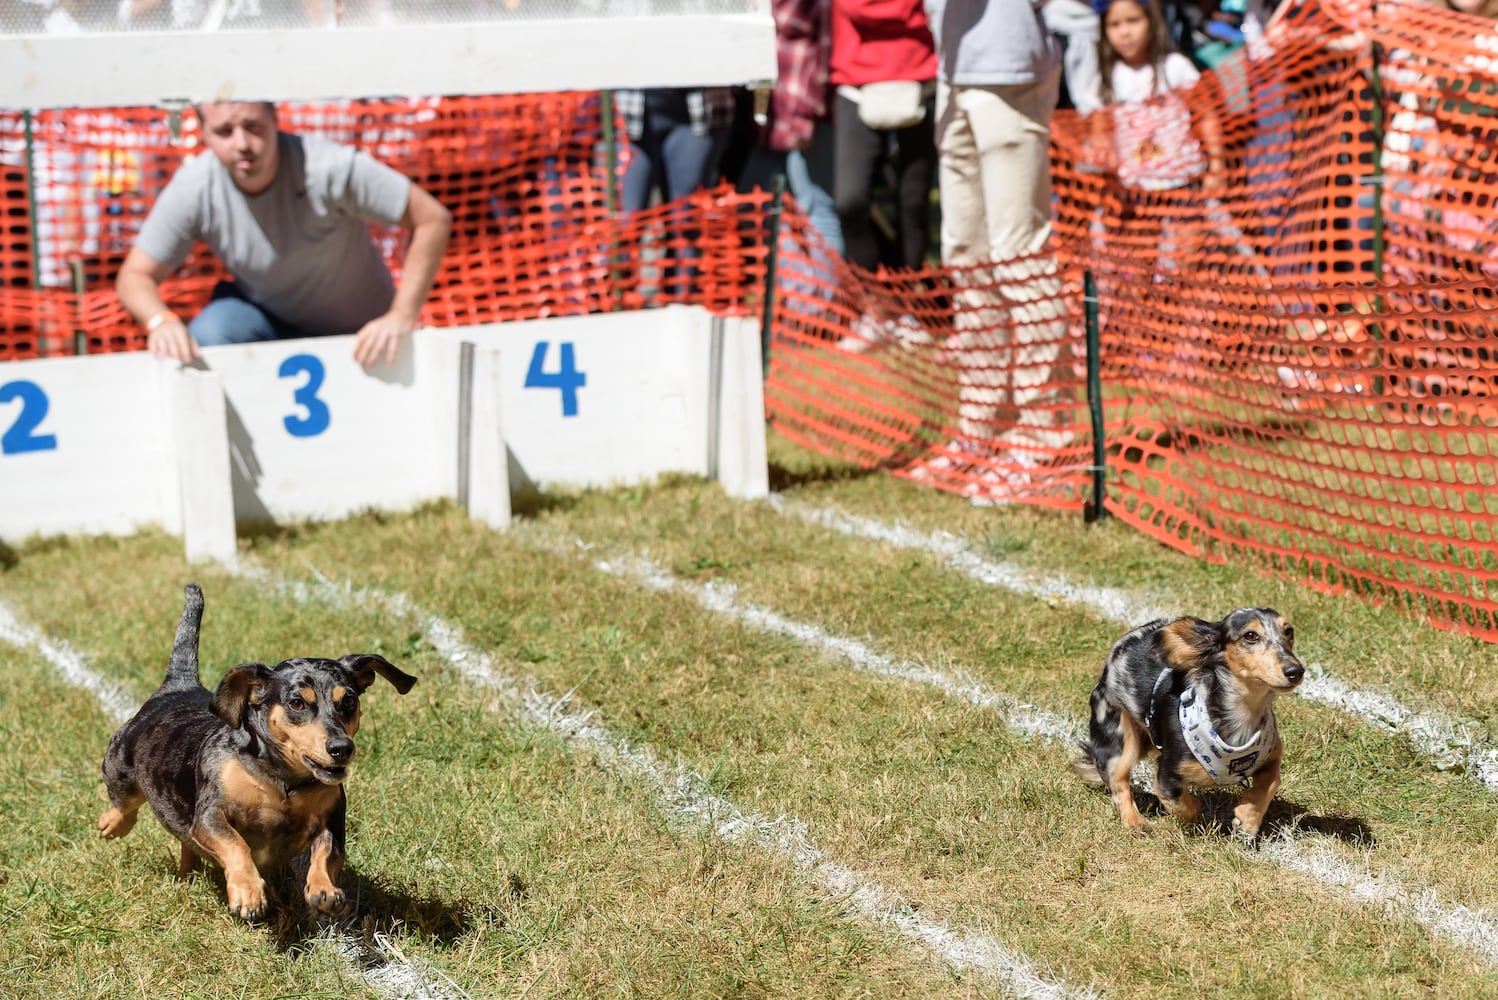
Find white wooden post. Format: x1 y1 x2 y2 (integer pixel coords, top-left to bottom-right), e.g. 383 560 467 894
462 343 511 530
714 315 770 500
165 364 237 565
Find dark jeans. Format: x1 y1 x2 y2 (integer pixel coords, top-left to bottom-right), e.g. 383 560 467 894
834 91 937 271
622 90 730 287
621 90 730 212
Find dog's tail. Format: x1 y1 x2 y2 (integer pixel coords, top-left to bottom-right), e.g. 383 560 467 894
1070 740 1106 786
161 583 205 691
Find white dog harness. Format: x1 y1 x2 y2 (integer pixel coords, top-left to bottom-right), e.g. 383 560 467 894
1178 681 1276 786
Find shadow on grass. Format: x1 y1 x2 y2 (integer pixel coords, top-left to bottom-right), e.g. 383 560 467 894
248 862 525 956
233 492 580 544
767 460 882 493
1127 788 1375 847
1261 797 1377 846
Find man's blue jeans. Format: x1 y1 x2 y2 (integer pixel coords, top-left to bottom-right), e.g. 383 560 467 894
189 281 309 347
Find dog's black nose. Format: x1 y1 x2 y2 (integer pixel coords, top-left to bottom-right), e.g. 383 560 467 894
326 736 354 763
1283 661 1305 683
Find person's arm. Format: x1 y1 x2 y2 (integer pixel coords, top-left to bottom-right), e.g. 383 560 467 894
116 246 199 363
351 182 452 369
1164 54 1226 197
1189 75 1228 198
1087 106 1117 172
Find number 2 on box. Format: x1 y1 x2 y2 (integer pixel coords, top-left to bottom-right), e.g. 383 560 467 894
525 341 585 417
0 380 59 455
279 354 330 437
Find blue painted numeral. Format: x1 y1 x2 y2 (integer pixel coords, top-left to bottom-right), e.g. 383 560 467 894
0 380 59 455
525 341 586 418
279 354 330 437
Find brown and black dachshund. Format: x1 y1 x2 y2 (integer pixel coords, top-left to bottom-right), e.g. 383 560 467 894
98 583 416 921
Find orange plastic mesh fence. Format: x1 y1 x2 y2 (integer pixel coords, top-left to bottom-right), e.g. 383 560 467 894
764 0 1498 639
1042 0 1498 638
762 203 1094 510
0 94 768 359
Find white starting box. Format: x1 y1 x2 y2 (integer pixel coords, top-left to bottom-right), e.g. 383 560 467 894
0 306 768 562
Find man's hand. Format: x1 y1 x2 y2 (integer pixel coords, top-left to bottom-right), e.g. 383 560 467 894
352 309 418 368
148 315 200 364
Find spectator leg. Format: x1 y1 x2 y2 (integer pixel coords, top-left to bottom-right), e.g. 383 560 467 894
188 282 282 348
787 120 843 258
658 118 728 290
939 74 1071 455
834 94 886 272
621 134 661 215
894 98 937 269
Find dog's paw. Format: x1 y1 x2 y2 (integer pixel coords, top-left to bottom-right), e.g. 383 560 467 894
226 876 268 923
305 886 348 917
1230 815 1264 845
97 808 137 839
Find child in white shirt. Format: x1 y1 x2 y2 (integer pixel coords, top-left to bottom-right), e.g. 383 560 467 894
1080 0 1227 274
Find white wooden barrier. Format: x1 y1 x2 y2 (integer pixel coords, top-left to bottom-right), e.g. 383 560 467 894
427 306 768 501
0 307 767 561
0 353 179 539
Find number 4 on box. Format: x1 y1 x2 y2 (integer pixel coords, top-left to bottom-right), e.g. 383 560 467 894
525 341 586 417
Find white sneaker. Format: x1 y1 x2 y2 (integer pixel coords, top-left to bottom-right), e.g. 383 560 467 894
964 472 1013 507
966 452 1040 508
891 313 932 346
837 313 931 353
836 313 889 354
905 439 977 481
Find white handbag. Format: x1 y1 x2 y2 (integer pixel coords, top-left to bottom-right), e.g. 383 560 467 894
857 81 926 130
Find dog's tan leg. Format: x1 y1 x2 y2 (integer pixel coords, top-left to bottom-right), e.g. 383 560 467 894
1108 716 1151 832
97 790 145 839
191 822 266 922
1233 750 1282 839
303 827 348 916
1157 781 1201 825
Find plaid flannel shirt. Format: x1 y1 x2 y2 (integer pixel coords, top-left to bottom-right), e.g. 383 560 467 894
614 88 737 142
767 0 831 152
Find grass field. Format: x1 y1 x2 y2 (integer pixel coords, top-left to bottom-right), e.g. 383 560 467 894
5 432 1498 998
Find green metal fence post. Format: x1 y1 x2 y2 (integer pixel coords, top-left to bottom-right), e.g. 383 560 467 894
759 174 785 377
602 90 622 313
22 111 40 292
1370 27 1386 284
71 261 87 355
1369 5 1387 392
601 90 618 219
1085 270 1108 522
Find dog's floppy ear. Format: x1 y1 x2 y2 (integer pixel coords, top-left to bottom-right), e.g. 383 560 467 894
341 653 417 695
212 662 274 729
1159 616 1222 671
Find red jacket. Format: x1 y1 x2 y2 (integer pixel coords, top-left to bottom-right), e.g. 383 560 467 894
828 0 937 88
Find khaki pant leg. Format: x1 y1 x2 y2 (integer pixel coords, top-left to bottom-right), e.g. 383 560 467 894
940 75 1073 453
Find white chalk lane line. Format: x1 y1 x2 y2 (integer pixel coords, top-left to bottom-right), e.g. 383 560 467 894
265 567 1097 1000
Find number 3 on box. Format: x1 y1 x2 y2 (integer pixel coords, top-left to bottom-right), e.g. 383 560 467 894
279 354 330 438
1 380 59 455
525 341 585 418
